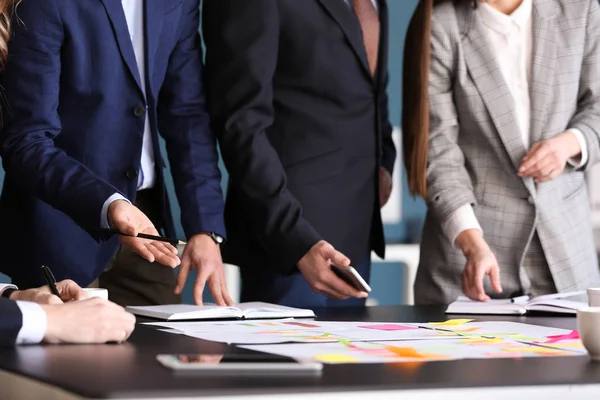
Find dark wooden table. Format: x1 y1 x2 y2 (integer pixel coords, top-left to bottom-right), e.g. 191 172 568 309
1 305 599 399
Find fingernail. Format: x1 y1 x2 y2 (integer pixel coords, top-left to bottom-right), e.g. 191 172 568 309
174 285 180 293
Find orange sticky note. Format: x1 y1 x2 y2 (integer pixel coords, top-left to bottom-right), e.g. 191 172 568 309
384 346 451 360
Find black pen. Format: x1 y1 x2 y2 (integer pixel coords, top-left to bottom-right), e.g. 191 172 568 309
41 265 62 300
99 228 186 246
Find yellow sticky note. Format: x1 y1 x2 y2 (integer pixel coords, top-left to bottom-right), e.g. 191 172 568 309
430 319 474 326
453 327 481 333
314 354 359 363
459 337 505 344
502 347 569 355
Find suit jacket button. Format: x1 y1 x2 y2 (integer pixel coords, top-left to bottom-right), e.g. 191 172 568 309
126 169 139 180
133 106 145 117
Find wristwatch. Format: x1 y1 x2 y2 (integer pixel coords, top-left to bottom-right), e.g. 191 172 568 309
1 288 18 299
204 232 224 245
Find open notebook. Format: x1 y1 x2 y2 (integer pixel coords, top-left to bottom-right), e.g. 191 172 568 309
126 302 316 321
446 291 588 315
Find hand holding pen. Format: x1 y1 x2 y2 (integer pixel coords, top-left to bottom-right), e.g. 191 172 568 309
40 266 88 303
106 200 181 267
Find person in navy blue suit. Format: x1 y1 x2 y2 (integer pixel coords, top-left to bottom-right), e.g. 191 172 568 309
0 0 233 306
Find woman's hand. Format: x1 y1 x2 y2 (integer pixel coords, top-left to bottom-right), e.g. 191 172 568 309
456 229 502 302
518 131 582 183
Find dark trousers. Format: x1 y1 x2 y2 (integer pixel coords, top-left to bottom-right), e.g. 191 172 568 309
240 253 371 308
98 189 180 307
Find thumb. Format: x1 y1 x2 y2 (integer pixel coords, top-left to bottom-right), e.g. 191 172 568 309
37 292 63 305
321 243 351 267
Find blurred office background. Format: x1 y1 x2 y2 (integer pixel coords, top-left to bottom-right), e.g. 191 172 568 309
5 1 597 306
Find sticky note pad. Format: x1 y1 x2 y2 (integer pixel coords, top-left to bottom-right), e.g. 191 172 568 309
359 324 419 331
430 319 474 326
314 354 358 363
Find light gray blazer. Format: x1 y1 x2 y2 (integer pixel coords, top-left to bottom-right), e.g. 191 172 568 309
415 0 600 305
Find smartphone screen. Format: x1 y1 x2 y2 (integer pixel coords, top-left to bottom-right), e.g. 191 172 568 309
175 353 298 365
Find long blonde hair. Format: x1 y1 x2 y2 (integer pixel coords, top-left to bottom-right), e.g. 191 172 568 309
0 0 19 69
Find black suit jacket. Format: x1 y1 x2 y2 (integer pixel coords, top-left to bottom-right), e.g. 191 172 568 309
0 298 22 346
203 0 396 274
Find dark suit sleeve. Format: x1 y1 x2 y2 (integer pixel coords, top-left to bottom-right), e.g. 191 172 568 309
202 0 322 272
380 72 397 175
378 1 396 175
0 0 118 235
157 0 225 239
0 298 23 347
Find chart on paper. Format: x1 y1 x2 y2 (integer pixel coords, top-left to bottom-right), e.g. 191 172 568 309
143 319 466 344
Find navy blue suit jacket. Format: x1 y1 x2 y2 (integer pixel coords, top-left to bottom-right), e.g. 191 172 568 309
0 0 224 287
0 298 22 346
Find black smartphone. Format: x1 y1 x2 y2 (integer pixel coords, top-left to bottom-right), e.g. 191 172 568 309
331 264 372 292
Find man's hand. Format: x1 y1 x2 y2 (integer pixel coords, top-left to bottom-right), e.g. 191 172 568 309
174 234 234 306
42 298 136 344
297 241 368 300
519 131 582 183
10 279 88 304
108 200 180 267
456 229 502 302
379 167 393 207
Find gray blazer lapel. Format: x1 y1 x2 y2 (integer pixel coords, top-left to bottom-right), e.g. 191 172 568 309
530 0 557 144
458 5 535 193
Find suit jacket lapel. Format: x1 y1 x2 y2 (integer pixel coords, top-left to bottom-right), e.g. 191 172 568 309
529 0 557 144
459 5 531 188
144 0 166 99
100 0 143 94
317 0 373 79
375 0 388 86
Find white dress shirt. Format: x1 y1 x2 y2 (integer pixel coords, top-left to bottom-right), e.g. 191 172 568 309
343 0 379 11
443 0 588 247
101 0 155 227
0 284 47 345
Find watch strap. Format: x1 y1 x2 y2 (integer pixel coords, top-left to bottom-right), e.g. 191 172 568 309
1 288 18 299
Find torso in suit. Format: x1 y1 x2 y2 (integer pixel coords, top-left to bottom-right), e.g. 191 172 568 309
0 0 224 288
0 298 22 347
415 0 600 305
202 0 396 307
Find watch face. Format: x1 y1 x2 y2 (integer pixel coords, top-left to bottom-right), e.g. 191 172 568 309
209 233 223 244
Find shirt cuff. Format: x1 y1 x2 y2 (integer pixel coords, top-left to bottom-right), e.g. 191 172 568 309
566 128 588 169
101 193 131 229
441 204 483 248
0 283 18 296
15 301 47 345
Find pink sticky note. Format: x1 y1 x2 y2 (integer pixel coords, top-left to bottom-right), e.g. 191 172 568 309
542 330 579 344
359 324 419 331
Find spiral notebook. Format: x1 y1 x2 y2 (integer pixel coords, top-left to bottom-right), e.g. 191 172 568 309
446 291 588 315
126 302 316 321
